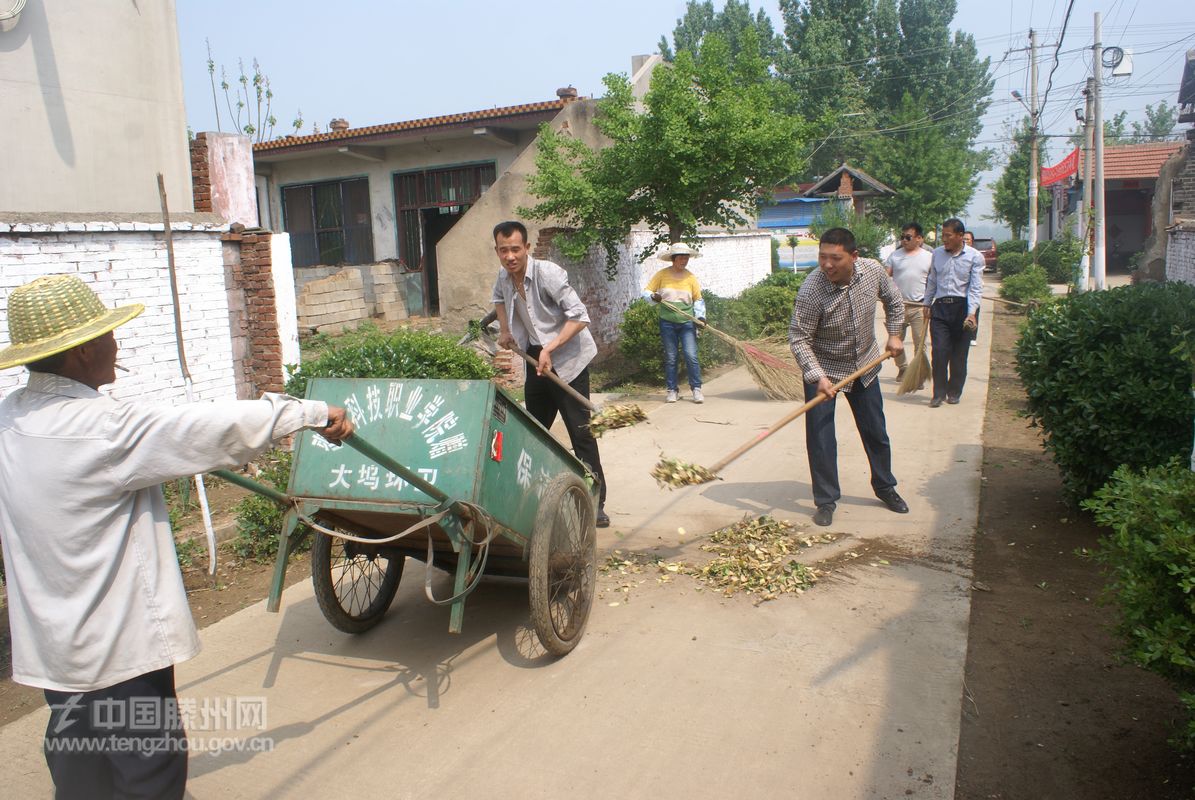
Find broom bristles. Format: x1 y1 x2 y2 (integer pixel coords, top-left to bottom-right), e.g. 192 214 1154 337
897 323 931 395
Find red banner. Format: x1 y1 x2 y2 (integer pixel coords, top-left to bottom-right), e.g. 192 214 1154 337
1041 147 1080 187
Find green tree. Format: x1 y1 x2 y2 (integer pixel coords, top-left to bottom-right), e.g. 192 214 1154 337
520 30 807 275
989 116 1050 238
864 92 987 229
1132 102 1179 141
782 0 993 207
809 202 890 259
659 0 784 67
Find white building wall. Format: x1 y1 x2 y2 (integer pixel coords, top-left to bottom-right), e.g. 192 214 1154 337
0 1 192 213
0 225 236 403
1167 228 1195 286
269 233 301 381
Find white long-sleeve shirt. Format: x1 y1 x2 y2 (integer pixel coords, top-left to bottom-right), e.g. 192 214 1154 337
0 372 328 691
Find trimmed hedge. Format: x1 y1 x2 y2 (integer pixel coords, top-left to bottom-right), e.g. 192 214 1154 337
286 328 494 397
1085 459 1195 749
1033 233 1083 284
999 264 1052 306
998 238 1029 254
998 251 1030 278
1014 282 1195 502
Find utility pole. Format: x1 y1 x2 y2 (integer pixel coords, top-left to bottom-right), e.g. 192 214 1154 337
1092 12 1107 290
1028 28 1040 252
1078 78 1095 291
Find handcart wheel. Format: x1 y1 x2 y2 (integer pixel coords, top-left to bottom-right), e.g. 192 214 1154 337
529 472 597 656
312 531 404 634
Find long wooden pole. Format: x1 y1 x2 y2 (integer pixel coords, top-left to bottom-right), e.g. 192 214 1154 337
508 345 597 411
706 353 891 475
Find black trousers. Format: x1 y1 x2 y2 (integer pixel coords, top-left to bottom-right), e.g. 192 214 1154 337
929 297 972 401
43 666 187 800
525 346 606 507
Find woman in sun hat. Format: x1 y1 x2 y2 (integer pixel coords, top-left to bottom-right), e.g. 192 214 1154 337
0 274 353 799
642 242 707 404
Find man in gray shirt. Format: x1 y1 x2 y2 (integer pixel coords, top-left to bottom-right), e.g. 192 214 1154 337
490 220 609 527
883 222 932 383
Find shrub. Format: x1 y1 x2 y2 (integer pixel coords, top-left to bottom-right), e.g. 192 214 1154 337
998 251 1029 278
725 284 799 339
1084 459 1195 748
809 204 889 260
998 238 1029 255
1033 233 1083 284
756 270 808 291
1015 282 1195 502
230 449 307 562
286 328 494 397
999 264 1053 306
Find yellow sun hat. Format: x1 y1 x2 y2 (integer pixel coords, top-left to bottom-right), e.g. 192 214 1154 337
0 275 144 370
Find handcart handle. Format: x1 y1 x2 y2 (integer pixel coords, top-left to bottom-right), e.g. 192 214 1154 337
212 468 289 505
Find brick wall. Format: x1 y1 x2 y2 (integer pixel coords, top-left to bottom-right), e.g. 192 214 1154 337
190 134 212 214
223 230 286 394
296 269 371 334
1166 226 1195 286
1171 130 1195 221
0 220 237 403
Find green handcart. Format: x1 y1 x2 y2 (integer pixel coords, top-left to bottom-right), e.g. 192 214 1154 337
216 377 598 656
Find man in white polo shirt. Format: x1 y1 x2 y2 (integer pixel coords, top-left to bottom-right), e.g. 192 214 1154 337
883 222 932 385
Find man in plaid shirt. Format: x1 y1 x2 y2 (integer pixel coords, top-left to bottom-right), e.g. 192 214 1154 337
788 227 909 527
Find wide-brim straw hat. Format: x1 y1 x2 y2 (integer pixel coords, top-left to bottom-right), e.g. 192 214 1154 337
0 275 144 370
657 242 701 261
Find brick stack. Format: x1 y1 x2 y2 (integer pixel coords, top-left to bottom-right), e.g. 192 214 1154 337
369 263 407 322
224 230 285 393
297 268 370 334
492 349 523 389
189 134 212 213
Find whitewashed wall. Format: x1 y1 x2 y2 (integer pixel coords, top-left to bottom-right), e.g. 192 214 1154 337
0 222 237 403
1167 227 1195 286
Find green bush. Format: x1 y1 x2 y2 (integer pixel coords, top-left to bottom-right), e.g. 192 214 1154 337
998 251 1029 278
998 238 1029 255
1015 282 1195 502
286 328 494 397
725 284 799 339
756 270 808 291
809 204 889 260
230 449 307 562
1033 233 1083 284
1084 459 1195 748
999 264 1053 306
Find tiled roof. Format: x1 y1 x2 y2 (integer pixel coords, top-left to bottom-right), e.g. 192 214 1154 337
1078 141 1183 180
253 99 568 153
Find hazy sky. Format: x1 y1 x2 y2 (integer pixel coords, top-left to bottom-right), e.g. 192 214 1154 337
176 1 1195 236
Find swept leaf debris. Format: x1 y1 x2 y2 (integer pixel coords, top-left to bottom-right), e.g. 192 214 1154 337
651 455 718 488
588 403 647 437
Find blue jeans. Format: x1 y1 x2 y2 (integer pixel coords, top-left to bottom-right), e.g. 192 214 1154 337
659 320 701 391
803 377 897 508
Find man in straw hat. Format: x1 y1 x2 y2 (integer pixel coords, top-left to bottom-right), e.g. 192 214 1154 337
490 220 610 528
0 274 353 799
643 242 706 404
788 227 909 527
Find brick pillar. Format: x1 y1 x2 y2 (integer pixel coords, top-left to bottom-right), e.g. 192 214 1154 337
190 133 212 213
224 230 285 394
533 227 561 259
492 349 522 388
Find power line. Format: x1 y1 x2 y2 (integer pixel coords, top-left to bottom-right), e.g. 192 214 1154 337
1038 0 1077 116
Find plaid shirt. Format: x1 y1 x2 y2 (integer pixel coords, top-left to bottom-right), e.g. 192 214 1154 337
788 257 904 390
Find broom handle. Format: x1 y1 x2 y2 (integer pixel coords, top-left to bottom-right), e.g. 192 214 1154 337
905 295 1027 309
508 345 597 412
658 300 743 349
707 353 891 475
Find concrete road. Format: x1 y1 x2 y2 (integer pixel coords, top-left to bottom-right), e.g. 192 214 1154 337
0 302 991 799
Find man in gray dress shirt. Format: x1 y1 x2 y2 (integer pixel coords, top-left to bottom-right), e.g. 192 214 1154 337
490 220 609 527
923 218 985 407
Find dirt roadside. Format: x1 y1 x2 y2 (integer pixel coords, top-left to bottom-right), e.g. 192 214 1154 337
954 305 1195 798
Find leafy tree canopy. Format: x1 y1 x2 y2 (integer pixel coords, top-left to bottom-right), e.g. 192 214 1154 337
989 116 1050 238
520 30 808 276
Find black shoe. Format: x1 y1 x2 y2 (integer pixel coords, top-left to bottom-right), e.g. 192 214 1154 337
928 397 943 408
877 489 909 514
946 396 960 405
813 505 835 527
596 508 610 528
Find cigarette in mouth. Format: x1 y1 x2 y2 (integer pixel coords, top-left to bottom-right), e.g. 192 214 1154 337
114 363 130 373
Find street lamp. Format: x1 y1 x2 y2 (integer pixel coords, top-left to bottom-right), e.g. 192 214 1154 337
1010 86 1040 250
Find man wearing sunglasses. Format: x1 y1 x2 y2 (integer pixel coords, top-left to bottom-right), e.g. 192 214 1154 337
883 223 932 385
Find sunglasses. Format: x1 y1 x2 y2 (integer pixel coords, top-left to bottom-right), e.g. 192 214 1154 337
901 234 916 241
